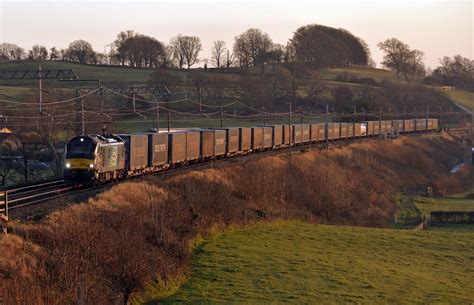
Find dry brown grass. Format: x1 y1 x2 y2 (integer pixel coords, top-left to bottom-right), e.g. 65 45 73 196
0 133 470 304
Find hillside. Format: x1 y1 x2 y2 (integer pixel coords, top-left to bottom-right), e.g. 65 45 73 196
3 133 472 305
159 221 474 304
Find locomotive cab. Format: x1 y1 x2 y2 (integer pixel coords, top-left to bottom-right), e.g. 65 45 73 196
64 135 126 185
64 136 99 184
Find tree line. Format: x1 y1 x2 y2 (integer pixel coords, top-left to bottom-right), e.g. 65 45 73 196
0 24 372 71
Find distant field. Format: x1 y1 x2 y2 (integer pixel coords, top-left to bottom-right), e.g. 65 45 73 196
316 66 399 82
414 191 474 221
155 221 474 304
445 89 474 110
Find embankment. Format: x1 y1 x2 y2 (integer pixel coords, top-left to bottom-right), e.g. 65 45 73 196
1 133 472 305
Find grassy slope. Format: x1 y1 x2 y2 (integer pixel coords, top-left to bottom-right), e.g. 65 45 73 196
160 221 474 304
445 89 474 110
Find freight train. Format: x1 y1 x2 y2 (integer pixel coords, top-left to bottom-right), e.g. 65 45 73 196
63 118 439 185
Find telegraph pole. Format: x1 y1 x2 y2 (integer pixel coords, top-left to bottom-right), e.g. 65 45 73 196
156 101 160 132
325 104 329 146
81 97 85 135
289 101 292 147
300 106 303 124
38 65 42 114
220 106 224 127
263 106 266 125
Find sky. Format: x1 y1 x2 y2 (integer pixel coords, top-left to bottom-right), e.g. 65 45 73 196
0 0 472 69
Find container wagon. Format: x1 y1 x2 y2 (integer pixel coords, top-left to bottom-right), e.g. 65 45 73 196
251 127 264 151
301 124 310 143
239 127 252 153
373 121 380 135
147 132 169 171
292 124 302 144
347 123 354 138
283 125 290 145
392 120 404 133
224 128 239 155
404 119 415 132
363 121 374 136
355 123 363 137
200 129 214 159
415 119 427 132
318 123 326 141
118 134 149 176
168 132 187 165
310 124 319 142
262 127 273 149
340 123 348 140
186 131 201 161
333 123 341 140
272 125 284 147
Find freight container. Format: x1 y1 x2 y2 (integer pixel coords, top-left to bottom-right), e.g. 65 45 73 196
432 118 439 130
147 132 168 167
380 121 387 133
263 127 273 148
292 124 302 144
283 125 290 145
326 123 334 140
214 129 227 157
347 123 354 138
318 123 326 141
363 121 374 136
386 120 393 133
239 127 252 152
251 127 264 150
168 132 187 164
392 120 404 133
200 130 214 159
355 123 363 137
225 128 239 154
333 123 341 140
272 125 284 147
340 123 348 139
415 119 427 131
301 124 310 143
373 121 380 135
404 119 415 132
118 134 149 171
186 131 201 161
310 124 319 142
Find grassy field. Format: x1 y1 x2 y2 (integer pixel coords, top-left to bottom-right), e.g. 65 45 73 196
155 221 473 304
414 191 474 221
445 89 474 110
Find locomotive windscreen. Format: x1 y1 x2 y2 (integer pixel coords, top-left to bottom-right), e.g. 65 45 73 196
66 137 96 159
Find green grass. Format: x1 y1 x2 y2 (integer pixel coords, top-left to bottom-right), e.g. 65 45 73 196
445 89 474 110
154 221 474 304
316 66 400 83
414 193 474 221
394 195 422 228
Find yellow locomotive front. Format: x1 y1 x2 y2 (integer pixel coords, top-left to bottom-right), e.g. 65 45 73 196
64 136 98 184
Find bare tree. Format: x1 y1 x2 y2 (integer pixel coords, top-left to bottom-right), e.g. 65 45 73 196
0 140 16 187
28 45 48 60
170 35 202 69
225 49 235 68
378 38 425 83
211 40 226 68
49 47 59 60
0 43 24 60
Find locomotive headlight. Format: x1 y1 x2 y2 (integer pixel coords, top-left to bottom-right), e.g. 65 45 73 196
89 163 94 168
65 163 71 168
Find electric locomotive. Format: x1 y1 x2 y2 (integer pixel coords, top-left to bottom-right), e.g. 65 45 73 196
64 134 126 185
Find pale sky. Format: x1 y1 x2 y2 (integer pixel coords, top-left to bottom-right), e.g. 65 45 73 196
0 0 472 69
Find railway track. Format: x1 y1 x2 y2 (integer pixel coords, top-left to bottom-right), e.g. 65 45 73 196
0 132 440 222
0 180 73 217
